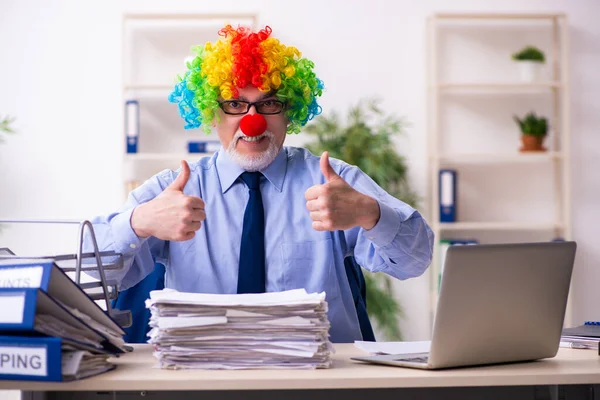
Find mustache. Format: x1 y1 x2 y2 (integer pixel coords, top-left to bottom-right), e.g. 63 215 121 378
233 130 275 145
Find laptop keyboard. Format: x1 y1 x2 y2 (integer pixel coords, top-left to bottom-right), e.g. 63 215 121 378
394 356 429 363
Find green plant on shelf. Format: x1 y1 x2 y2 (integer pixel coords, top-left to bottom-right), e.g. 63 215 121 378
304 98 418 340
513 112 548 137
511 46 545 63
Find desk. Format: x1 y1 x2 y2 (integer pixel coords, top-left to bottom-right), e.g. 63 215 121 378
2 344 600 400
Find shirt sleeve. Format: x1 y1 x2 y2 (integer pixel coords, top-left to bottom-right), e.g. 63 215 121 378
83 171 173 291
338 163 435 280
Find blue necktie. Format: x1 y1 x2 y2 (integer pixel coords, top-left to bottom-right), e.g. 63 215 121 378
237 171 266 293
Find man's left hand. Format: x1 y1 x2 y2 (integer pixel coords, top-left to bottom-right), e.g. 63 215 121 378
305 152 380 232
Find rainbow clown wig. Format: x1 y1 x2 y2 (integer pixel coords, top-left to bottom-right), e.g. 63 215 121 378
168 25 324 134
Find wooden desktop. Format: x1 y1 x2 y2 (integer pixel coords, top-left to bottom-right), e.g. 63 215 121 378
3 344 600 400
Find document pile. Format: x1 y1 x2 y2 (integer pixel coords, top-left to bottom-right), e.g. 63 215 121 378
146 289 333 369
560 323 600 350
0 257 126 381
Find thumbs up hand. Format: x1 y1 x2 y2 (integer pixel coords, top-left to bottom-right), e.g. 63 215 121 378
305 152 380 232
131 160 206 241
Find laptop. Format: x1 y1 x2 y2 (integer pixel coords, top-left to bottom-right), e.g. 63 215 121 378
352 241 577 369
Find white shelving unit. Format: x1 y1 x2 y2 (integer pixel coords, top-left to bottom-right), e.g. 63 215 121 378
121 14 257 194
426 13 571 327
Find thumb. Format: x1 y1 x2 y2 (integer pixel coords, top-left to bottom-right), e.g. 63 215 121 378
168 160 190 192
320 151 339 182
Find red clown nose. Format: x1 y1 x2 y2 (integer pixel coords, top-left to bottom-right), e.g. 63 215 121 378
240 114 267 137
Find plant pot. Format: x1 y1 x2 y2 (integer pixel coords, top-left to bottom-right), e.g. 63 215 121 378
516 61 544 82
520 134 546 152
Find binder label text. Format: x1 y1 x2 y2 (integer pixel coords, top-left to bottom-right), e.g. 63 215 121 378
0 346 47 376
0 266 44 288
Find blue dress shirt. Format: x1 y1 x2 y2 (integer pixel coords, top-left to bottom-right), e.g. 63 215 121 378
89 147 434 343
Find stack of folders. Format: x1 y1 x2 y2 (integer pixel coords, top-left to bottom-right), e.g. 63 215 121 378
145 288 333 370
0 258 127 381
560 323 600 350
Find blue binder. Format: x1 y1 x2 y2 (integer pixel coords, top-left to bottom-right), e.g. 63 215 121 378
0 258 125 338
439 169 457 223
0 335 62 381
0 288 121 354
125 100 139 154
0 335 116 382
0 259 125 353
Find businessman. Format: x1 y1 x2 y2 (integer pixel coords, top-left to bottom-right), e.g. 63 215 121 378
88 25 434 342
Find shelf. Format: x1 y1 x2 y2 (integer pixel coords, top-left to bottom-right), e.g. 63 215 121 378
433 13 565 21
427 11 572 330
436 82 561 92
124 85 174 92
433 152 563 164
436 222 564 231
124 13 256 22
125 153 214 161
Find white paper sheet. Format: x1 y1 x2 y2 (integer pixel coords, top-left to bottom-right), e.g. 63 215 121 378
354 340 431 355
146 288 326 307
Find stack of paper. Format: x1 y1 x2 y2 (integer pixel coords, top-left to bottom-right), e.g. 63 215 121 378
560 325 600 350
146 289 333 370
61 350 115 381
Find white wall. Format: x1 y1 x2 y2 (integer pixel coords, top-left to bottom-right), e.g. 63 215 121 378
0 0 599 346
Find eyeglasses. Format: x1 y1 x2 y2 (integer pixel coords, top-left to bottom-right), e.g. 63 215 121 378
218 99 285 115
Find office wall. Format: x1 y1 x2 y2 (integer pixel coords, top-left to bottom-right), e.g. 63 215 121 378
0 0 598 344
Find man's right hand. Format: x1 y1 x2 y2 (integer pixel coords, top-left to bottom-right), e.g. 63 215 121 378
131 160 206 241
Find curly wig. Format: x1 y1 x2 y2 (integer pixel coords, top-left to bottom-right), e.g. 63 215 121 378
168 25 324 134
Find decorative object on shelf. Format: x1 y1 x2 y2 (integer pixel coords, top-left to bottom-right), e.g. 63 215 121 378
513 111 548 152
305 98 417 340
125 100 139 154
439 169 457 223
511 45 546 82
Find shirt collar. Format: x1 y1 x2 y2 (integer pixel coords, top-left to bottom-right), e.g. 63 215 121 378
216 147 287 193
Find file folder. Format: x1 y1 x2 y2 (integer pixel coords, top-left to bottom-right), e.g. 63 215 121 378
0 258 125 338
125 100 139 154
0 335 62 381
0 335 115 382
439 169 457 222
0 259 126 353
0 288 120 353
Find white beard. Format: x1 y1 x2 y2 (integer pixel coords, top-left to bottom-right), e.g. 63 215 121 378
226 129 280 172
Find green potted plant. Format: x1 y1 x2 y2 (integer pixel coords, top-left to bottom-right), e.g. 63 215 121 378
0 115 15 235
511 45 546 82
304 99 418 340
0 115 15 142
513 111 548 152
